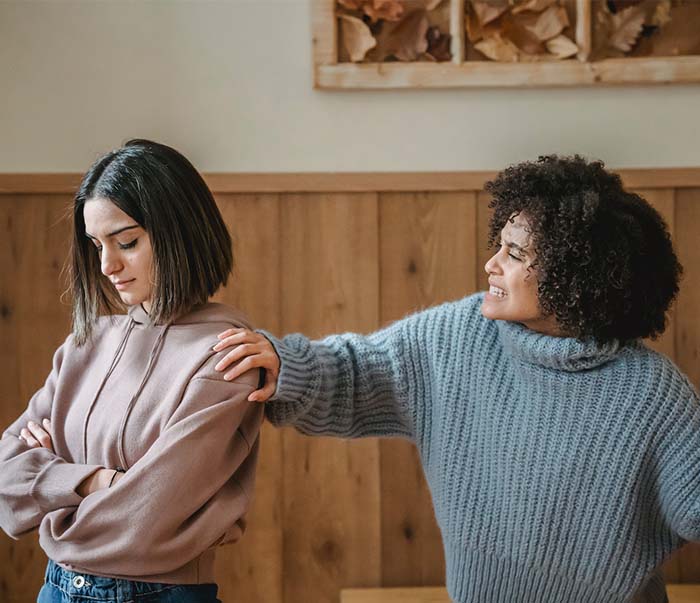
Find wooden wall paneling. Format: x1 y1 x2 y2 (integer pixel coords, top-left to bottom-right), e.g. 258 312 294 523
476 192 493 294
280 193 382 603
672 188 700 582
635 189 677 360
0 194 74 602
377 191 478 586
213 194 284 603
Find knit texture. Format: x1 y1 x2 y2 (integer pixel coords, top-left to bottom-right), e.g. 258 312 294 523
262 293 700 603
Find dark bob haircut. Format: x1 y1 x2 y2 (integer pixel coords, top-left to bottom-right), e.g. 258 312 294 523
71 139 232 345
485 155 682 345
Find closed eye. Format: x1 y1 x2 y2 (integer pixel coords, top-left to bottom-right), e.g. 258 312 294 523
119 239 138 250
496 243 523 262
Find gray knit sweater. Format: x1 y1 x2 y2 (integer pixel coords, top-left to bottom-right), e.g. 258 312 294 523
261 293 700 603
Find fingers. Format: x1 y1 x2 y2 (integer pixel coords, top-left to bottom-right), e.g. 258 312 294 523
215 328 253 343
214 343 265 372
249 380 276 403
222 355 266 382
24 420 54 452
20 428 40 448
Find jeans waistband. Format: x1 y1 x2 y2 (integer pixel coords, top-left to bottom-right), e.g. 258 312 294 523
44 560 180 601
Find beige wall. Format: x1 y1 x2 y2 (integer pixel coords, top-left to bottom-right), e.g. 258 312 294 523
2 0 700 173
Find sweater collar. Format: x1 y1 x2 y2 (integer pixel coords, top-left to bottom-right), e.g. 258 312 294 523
495 319 621 372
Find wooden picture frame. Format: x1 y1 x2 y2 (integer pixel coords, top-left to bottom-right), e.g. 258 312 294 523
311 0 700 89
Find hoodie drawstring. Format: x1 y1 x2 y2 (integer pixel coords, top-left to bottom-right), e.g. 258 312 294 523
115 323 170 470
81 319 135 464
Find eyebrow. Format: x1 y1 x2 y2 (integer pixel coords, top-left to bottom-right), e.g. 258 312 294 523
85 225 140 239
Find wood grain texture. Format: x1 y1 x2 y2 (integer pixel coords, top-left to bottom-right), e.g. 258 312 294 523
280 193 382 602
671 188 700 582
635 189 677 360
213 194 284 603
315 56 700 89
378 192 477 587
1 176 699 603
3 168 700 194
0 194 73 601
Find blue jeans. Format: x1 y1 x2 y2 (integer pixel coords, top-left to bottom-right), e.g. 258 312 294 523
38 560 221 603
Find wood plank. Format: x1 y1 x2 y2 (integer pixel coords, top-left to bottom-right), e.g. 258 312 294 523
0 194 74 601
476 191 492 293
672 187 700 583
212 194 283 603
450 0 465 65
280 192 382 603
575 0 592 62
312 0 337 88
634 189 676 360
316 56 700 89
341 585 700 603
3 169 700 195
378 192 477 586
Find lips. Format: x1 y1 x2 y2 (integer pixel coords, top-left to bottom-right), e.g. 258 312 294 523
113 279 135 290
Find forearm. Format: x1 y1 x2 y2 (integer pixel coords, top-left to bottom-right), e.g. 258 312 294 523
262 326 415 439
0 437 103 538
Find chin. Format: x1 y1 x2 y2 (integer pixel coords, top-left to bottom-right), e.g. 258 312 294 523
480 299 502 321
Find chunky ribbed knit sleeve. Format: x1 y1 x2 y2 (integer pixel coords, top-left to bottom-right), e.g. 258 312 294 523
261 297 483 441
656 380 700 542
0 338 104 539
36 365 263 578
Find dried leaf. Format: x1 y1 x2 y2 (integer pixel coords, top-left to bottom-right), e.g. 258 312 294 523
525 5 569 41
364 0 405 22
465 4 501 42
651 0 671 27
338 14 377 62
512 0 558 15
338 0 364 9
644 2 700 57
372 9 430 61
502 13 544 54
608 5 645 52
546 34 579 58
472 0 509 26
426 25 452 61
474 33 520 61
338 0 405 22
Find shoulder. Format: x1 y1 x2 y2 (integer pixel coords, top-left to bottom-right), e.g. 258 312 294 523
403 291 493 339
169 303 260 391
618 341 699 409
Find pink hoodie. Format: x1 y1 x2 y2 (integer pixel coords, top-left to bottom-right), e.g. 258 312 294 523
0 303 263 584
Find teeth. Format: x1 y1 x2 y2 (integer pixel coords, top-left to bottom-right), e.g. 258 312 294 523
489 285 507 298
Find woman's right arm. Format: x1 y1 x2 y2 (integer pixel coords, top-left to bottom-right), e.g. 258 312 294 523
215 309 436 441
0 339 104 539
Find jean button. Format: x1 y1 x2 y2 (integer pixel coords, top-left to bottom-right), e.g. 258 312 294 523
72 576 85 588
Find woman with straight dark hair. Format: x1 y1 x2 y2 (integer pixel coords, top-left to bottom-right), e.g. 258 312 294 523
0 139 263 603
215 156 699 603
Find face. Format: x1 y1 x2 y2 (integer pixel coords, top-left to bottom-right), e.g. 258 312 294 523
83 198 154 311
481 212 560 336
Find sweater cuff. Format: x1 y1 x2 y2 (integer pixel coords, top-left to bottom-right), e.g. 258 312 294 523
31 458 104 512
256 330 320 424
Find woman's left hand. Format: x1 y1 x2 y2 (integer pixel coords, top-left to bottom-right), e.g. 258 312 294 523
19 419 54 453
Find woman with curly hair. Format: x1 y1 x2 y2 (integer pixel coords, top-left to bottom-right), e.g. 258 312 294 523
214 155 697 603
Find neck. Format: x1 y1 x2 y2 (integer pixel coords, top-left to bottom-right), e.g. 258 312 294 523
520 314 563 337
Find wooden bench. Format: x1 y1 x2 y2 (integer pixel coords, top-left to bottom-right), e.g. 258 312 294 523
341 585 700 603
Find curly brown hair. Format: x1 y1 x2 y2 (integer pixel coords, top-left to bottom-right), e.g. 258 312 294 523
485 155 682 345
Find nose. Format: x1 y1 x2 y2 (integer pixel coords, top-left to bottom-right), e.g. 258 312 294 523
484 249 502 275
100 247 123 277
